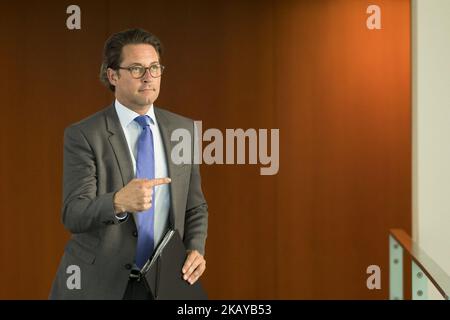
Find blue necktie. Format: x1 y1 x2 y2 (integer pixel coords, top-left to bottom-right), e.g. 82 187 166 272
134 115 155 269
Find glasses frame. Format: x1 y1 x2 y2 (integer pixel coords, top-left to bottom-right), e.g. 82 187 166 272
117 63 165 79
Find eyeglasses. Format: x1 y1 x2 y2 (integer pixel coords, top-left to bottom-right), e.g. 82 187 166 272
117 63 165 79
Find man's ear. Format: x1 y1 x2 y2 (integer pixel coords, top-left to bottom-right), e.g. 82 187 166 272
107 68 119 87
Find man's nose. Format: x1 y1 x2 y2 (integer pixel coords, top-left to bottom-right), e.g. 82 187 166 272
142 68 152 82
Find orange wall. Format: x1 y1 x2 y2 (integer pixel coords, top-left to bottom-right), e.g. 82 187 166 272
0 0 410 299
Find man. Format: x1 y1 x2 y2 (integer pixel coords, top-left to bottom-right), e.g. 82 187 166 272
50 28 208 299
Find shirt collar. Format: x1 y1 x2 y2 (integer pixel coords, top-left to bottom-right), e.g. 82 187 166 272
114 98 156 128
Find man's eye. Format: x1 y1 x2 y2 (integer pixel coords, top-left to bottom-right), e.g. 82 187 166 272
150 65 159 71
131 66 142 72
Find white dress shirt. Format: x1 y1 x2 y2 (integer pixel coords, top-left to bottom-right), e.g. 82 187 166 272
114 99 171 249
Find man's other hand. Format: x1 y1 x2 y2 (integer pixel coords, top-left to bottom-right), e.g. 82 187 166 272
182 250 206 285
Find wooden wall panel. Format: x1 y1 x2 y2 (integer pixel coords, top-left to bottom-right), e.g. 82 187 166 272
0 0 410 299
274 0 411 299
0 0 110 299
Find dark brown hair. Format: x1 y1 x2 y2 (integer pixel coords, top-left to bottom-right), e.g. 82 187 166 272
99 28 163 92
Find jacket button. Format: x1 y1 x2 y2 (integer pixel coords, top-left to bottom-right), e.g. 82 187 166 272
132 231 138 237
124 264 132 270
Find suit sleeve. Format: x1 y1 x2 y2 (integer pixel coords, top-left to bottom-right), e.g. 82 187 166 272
61 125 122 233
183 121 208 255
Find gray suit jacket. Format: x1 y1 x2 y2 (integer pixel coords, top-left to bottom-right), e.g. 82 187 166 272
49 104 208 299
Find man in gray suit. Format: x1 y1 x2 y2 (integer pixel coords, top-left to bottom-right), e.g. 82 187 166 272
50 28 208 299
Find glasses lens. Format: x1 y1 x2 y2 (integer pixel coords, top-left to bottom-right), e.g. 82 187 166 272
130 66 145 78
150 64 162 77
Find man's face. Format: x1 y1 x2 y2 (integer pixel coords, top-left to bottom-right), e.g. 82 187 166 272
108 44 161 110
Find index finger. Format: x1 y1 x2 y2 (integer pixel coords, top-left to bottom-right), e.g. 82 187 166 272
146 177 171 187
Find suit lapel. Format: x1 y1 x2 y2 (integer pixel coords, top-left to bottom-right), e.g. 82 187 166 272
105 104 134 186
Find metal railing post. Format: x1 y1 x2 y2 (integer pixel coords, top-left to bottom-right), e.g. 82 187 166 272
389 235 403 300
412 260 428 300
